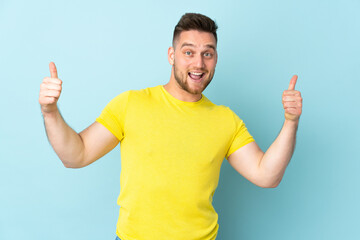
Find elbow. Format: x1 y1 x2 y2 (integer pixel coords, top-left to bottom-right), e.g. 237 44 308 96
63 163 80 169
61 158 85 169
62 161 76 169
256 178 282 188
60 151 86 168
257 182 278 188
262 182 280 188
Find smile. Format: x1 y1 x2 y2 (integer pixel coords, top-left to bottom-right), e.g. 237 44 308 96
188 72 205 81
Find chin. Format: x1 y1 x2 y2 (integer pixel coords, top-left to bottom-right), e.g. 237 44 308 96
173 68 213 95
190 85 206 94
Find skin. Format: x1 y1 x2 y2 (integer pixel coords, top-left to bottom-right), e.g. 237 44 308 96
227 75 301 188
39 30 302 188
39 62 119 168
163 30 217 102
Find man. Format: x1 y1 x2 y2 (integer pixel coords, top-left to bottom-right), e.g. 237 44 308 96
39 13 302 240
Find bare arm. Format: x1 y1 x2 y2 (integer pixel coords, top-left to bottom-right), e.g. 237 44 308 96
228 120 298 188
228 75 302 188
40 62 119 168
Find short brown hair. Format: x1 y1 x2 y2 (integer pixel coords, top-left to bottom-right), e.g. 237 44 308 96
173 13 218 46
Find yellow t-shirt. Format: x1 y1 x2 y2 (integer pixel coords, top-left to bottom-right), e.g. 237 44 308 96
96 85 254 240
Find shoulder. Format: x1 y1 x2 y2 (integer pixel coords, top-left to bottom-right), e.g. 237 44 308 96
110 85 158 102
127 85 160 100
111 89 132 101
207 98 247 129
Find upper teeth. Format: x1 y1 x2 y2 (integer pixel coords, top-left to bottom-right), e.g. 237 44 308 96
190 72 203 75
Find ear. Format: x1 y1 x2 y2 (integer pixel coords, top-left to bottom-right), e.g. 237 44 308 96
168 46 175 65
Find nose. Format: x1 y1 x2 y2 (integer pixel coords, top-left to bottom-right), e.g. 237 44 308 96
193 54 205 69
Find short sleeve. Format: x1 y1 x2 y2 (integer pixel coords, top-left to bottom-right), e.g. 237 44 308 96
225 109 255 159
95 91 131 142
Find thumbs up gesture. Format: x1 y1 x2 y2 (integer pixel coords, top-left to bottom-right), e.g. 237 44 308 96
282 75 302 121
39 62 63 114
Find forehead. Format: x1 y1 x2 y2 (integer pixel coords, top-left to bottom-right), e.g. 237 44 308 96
175 30 217 49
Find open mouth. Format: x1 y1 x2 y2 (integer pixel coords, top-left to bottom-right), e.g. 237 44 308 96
188 72 205 81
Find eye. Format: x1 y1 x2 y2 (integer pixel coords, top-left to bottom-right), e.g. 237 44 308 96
185 51 192 56
204 52 212 57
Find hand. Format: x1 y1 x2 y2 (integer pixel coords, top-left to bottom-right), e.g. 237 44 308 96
39 62 63 114
282 75 302 121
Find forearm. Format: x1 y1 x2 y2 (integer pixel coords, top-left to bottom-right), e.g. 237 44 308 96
42 108 85 168
259 119 299 187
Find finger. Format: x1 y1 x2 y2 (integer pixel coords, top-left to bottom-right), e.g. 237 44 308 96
285 108 301 116
283 90 301 96
40 90 61 98
43 77 62 85
283 102 301 108
41 82 62 91
49 62 58 78
288 75 298 90
39 96 57 105
283 96 302 102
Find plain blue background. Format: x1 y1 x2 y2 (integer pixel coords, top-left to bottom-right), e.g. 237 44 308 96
1 0 359 239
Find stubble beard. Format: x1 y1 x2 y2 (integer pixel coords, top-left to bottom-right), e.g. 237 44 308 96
173 62 214 95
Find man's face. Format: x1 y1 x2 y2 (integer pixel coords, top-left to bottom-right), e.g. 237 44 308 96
169 30 218 95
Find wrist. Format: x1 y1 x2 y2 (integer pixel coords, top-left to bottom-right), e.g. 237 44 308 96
284 118 299 129
41 106 60 119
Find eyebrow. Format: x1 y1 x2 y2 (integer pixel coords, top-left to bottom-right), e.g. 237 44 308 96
180 42 216 51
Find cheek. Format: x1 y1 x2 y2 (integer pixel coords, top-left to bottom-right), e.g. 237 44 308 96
176 58 191 70
207 61 217 70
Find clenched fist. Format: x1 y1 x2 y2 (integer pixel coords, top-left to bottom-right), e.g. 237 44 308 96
39 62 62 114
282 75 302 121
